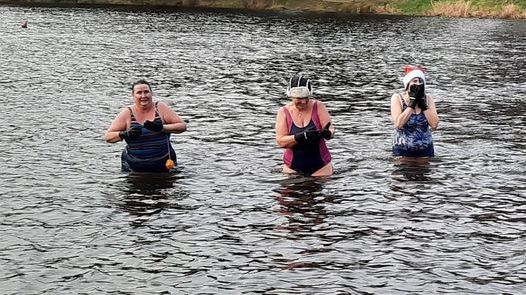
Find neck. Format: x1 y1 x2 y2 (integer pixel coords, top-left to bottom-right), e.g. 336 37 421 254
292 101 309 112
134 103 153 113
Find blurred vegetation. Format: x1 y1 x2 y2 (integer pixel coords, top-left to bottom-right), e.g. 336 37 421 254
394 0 525 18
1 0 524 18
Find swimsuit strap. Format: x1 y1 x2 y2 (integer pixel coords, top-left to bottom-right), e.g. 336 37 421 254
127 102 162 123
398 94 405 109
154 101 163 123
127 106 136 122
283 101 320 132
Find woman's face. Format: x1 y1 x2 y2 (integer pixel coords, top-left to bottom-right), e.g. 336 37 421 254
292 97 309 110
133 84 153 108
408 78 423 87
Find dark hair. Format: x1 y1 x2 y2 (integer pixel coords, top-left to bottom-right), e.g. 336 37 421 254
131 79 152 93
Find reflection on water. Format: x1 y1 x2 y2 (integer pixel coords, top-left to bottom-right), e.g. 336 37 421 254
117 172 189 226
126 172 179 192
391 157 432 182
274 177 327 233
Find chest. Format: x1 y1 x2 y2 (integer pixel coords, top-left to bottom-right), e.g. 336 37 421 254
130 109 157 125
289 108 313 128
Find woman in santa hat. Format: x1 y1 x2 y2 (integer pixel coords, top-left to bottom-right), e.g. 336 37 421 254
390 66 439 158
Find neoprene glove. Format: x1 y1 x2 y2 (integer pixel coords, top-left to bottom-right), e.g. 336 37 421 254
320 122 332 140
408 95 418 109
119 126 142 140
409 84 425 99
294 129 321 145
418 97 429 111
408 84 424 108
144 119 163 132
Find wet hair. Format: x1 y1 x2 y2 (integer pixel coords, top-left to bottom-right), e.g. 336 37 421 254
131 79 152 93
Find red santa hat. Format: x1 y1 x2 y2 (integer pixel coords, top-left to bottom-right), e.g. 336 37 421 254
402 65 427 90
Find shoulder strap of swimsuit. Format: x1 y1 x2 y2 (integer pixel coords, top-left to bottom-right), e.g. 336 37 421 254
127 106 136 121
154 101 165 123
398 94 406 109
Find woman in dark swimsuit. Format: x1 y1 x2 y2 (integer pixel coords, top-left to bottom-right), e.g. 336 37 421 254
275 75 335 177
105 80 187 172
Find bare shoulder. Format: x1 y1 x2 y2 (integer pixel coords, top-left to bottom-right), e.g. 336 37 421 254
278 103 291 114
156 100 170 109
391 93 402 101
116 106 132 118
156 101 177 114
313 98 325 106
313 99 328 111
108 107 131 131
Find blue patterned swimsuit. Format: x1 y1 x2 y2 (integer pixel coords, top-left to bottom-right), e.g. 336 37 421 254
121 102 176 172
392 95 434 157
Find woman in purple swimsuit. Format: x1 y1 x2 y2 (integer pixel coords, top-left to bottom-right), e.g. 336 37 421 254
275 75 335 177
390 66 439 158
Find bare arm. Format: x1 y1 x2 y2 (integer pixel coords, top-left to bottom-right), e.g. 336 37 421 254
316 100 335 136
391 93 413 129
158 102 187 134
275 107 296 149
422 95 439 129
104 108 130 143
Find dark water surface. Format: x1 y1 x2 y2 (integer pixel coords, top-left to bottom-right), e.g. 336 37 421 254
1 5 525 294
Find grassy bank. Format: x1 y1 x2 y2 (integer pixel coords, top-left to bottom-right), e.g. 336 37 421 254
396 0 525 19
1 0 525 19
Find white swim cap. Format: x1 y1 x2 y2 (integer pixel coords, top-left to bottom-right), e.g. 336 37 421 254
286 74 313 98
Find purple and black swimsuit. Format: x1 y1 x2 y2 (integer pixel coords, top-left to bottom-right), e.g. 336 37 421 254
282 101 332 175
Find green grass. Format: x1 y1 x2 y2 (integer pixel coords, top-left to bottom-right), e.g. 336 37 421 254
393 0 525 15
395 0 433 14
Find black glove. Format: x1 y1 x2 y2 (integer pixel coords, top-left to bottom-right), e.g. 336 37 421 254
408 95 418 109
294 128 321 145
144 119 163 132
409 84 425 100
320 122 332 140
119 126 142 140
417 97 429 111
408 84 424 109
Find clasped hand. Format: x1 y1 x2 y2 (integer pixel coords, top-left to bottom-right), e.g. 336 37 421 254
408 84 428 111
144 120 164 132
294 123 332 145
119 126 142 140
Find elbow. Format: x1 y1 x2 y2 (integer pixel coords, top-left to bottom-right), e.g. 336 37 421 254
430 119 439 130
104 131 120 143
276 138 292 149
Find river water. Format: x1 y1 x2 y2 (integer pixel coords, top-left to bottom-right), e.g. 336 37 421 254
1 5 525 294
